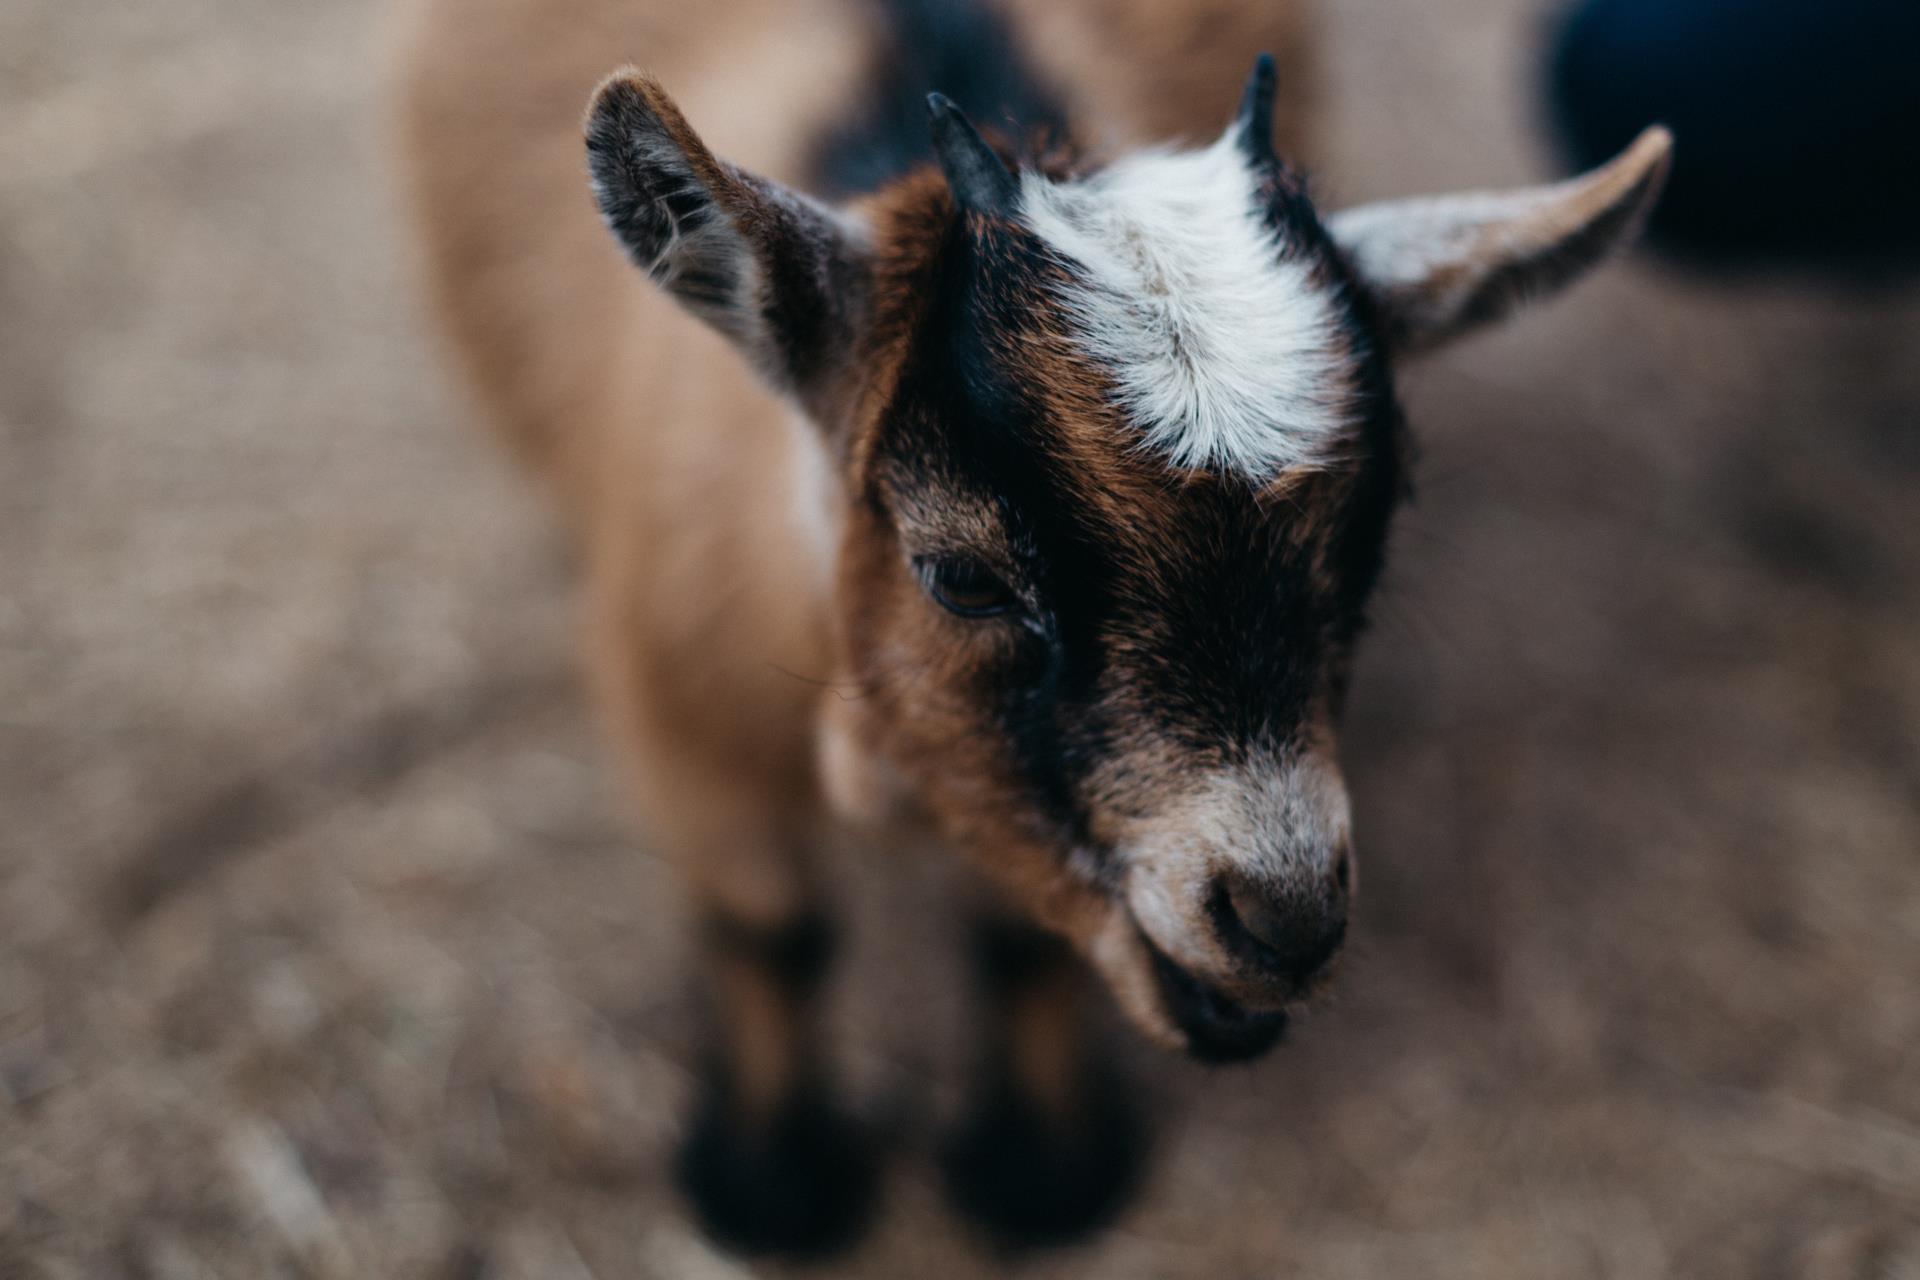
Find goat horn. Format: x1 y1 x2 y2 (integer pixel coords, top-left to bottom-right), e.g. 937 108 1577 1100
1232 52 1278 164
927 93 1019 215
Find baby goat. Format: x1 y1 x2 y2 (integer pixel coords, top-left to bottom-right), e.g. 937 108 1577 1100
401 0 1669 1255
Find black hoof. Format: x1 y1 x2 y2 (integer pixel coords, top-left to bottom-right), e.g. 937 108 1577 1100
940 1069 1146 1251
675 1074 879 1261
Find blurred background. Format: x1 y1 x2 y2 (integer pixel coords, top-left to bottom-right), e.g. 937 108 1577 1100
3 0 1917 1276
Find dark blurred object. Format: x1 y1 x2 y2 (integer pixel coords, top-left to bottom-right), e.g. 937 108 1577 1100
1548 0 1920 269
811 0 1069 197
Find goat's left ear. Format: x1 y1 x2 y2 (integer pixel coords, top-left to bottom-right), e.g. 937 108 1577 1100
585 70 870 408
1328 127 1672 355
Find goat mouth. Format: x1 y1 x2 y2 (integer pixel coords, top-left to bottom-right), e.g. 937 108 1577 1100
1144 938 1288 1064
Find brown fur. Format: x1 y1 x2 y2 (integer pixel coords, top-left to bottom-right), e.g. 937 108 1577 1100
395 0 1305 926
399 0 1668 1248
402 0 869 923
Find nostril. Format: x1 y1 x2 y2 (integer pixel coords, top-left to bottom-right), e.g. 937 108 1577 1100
1334 851 1352 894
1215 875 1348 987
1224 878 1293 956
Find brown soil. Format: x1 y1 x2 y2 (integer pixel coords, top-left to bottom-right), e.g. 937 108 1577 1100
3 0 1917 1275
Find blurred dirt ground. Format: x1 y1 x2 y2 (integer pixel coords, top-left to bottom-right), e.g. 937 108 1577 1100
3 0 1918 1276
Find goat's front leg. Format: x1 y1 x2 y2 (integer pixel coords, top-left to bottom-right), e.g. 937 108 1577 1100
941 912 1146 1249
673 857 878 1260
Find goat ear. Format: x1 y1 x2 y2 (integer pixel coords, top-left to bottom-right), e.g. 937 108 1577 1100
1328 127 1672 355
585 71 869 407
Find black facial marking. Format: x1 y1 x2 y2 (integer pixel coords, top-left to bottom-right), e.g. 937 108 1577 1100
875 215 1120 849
1111 489 1331 756
874 154 1407 855
1286 202 1410 641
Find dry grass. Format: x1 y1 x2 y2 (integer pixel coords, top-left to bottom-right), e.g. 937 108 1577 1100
3 0 1917 1275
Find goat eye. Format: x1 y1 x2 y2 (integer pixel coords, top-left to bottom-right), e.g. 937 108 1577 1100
917 556 1017 619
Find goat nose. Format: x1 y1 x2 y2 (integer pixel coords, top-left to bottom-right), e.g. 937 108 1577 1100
1217 871 1348 989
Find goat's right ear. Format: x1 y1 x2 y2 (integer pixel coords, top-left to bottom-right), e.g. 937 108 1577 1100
585 71 870 408
1327 127 1672 355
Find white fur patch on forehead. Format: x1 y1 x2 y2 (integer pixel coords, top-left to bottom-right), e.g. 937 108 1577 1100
1018 138 1352 482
